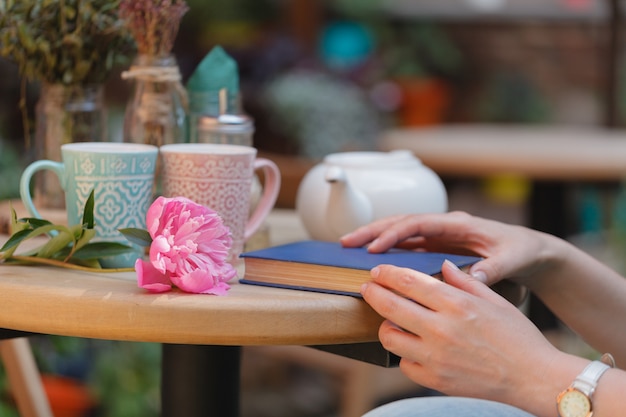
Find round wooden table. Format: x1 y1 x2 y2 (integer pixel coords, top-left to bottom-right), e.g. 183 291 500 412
0 264 383 416
0 265 381 346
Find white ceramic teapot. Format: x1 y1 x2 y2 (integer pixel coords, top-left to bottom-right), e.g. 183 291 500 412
295 150 448 241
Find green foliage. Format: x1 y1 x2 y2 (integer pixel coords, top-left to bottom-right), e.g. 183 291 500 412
475 72 550 123
90 341 161 417
0 0 135 84
331 0 385 20
184 0 277 22
0 140 23 200
378 22 464 80
119 227 152 247
0 189 136 270
20 336 161 417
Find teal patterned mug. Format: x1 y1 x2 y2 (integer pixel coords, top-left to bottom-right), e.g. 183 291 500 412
20 142 158 268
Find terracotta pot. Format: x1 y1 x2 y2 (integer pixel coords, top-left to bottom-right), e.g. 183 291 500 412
396 78 450 126
40 374 96 417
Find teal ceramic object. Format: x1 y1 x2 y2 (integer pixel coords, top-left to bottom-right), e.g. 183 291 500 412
20 142 158 268
187 46 240 115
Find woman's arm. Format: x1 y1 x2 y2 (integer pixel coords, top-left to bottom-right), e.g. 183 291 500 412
525 237 626 365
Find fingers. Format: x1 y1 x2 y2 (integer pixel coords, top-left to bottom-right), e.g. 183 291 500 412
377 320 424 362
361 275 436 338
341 211 477 253
340 215 409 250
343 211 545 289
441 260 509 306
362 263 510 334
364 264 458 316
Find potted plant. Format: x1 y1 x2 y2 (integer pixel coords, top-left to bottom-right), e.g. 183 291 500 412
380 22 463 126
0 0 135 207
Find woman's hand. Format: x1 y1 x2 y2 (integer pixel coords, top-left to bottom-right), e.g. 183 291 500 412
360 261 583 416
341 211 565 287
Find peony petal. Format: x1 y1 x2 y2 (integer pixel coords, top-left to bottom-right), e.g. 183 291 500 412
150 236 174 274
170 269 217 294
135 259 172 293
146 196 167 237
200 281 231 296
217 262 238 283
151 235 172 253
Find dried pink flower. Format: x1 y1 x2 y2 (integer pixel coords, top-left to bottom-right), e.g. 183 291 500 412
119 0 189 56
136 196 236 295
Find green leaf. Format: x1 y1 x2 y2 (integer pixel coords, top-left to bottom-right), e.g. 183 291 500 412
69 223 85 239
15 246 45 258
74 228 96 252
118 228 152 247
72 242 134 260
0 229 33 258
82 189 95 229
24 224 73 240
21 217 53 229
10 207 32 234
9 206 21 233
1 223 71 258
37 230 74 259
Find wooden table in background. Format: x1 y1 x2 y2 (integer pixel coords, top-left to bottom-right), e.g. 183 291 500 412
381 125 626 181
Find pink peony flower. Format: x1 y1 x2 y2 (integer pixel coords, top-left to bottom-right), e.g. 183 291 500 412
135 196 236 295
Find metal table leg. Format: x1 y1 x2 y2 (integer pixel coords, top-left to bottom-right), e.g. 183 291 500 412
161 344 241 417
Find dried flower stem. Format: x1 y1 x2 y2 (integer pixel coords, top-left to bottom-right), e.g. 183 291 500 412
119 0 189 57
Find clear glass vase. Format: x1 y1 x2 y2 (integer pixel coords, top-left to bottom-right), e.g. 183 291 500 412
122 54 188 147
34 83 106 209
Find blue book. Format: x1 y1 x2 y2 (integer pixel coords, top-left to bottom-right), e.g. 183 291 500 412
240 240 481 297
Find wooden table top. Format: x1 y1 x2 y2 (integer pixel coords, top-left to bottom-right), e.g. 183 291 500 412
0 264 382 346
381 125 626 181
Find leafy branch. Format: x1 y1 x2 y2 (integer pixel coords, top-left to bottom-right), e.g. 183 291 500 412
0 0 135 85
0 190 136 272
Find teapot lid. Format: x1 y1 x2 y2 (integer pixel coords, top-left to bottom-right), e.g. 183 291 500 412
324 149 421 168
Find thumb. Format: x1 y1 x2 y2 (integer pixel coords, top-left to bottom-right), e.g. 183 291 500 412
467 258 503 286
441 260 494 300
443 260 527 306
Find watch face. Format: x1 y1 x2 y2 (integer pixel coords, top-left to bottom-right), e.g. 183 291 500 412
557 388 591 417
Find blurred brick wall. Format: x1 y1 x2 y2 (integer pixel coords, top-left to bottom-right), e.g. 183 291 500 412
441 21 610 124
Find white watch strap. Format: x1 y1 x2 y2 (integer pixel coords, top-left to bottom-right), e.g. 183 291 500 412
571 360 611 397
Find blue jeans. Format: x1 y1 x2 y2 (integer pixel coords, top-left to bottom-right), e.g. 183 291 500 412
362 397 536 417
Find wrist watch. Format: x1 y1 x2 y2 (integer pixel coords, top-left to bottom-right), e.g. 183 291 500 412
556 359 612 417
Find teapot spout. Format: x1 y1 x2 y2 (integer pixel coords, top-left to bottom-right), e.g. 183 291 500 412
325 166 373 238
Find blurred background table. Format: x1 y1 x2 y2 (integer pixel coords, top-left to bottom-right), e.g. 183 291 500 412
381 125 626 181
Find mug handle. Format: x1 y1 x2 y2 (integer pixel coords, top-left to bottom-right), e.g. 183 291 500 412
244 158 281 241
19 160 65 220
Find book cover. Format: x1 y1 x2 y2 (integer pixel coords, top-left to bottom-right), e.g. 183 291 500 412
240 240 481 297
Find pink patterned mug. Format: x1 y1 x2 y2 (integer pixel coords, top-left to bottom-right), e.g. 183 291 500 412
159 144 281 264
